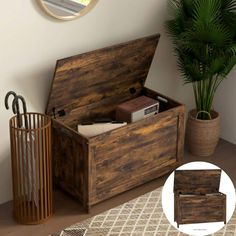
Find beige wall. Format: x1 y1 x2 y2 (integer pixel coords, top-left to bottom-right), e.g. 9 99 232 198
214 69 236 144
0 0 196 204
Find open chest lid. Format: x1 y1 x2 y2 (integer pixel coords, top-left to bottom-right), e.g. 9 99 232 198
45 34 160 118
174 169 222 194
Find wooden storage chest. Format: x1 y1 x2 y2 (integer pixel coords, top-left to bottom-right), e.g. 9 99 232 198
46 34 185 211
174 170 226 227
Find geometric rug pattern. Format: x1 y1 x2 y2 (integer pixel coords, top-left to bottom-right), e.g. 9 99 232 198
51 188 236 236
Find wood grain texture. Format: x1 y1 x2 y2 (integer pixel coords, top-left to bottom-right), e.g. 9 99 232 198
176 194 226 225
47 34 185 211
46 34 160 127
174 170 226 227
90 115 178 205
52 119 88 208
143 88 185 162
174 169 222 194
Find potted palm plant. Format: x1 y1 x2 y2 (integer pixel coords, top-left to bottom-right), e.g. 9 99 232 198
166 0 236 156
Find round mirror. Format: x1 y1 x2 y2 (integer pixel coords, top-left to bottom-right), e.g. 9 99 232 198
38 0 98 20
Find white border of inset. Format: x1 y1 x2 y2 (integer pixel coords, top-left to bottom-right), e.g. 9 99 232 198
162 161 236 236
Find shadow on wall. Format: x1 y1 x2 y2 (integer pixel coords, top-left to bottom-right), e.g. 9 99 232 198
12 66 55 113
0 148 13 204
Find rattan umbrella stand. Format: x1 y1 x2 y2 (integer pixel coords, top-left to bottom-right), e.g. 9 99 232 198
9 112 53 224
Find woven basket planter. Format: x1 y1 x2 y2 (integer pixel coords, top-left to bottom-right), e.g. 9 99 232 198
186 109 220 157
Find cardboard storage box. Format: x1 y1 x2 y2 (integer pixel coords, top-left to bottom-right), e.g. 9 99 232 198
46 34 185 211
174 170 226 227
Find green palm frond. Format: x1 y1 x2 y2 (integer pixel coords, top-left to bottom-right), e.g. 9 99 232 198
209 57 228 75
221 0 236 12
184 23 232 47
192 0 221 25
220 56 236 77
227 45 236 54
166 0 236 119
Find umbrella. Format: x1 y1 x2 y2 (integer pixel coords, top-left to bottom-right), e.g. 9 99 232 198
5 91 39 207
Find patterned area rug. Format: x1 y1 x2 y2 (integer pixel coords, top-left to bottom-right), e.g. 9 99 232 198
51 188 236 236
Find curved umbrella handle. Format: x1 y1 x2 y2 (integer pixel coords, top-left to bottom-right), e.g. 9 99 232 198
5 91 17 110
12 96 22 128
12 97 20 114
17 95 28 129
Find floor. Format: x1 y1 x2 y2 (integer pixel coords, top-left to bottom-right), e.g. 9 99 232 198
0 139 236 236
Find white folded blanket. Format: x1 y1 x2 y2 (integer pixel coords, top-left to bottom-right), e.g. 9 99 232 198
78 122 127 137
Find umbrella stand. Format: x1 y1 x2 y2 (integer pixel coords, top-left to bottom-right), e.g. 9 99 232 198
9 112 53 224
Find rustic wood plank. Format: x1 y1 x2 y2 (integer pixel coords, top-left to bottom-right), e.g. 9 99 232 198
46 34 160 119
94 117 178 165
176 112 185 162
177 194 226 224
174 169 222 194
91 162 178 205
52 119 88 204
95 130 177 185
88 115 178 204
89 105 184 145
59 85 142 128
82 142 89 212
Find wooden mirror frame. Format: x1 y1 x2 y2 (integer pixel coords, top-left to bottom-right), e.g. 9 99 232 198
38 0 99 21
